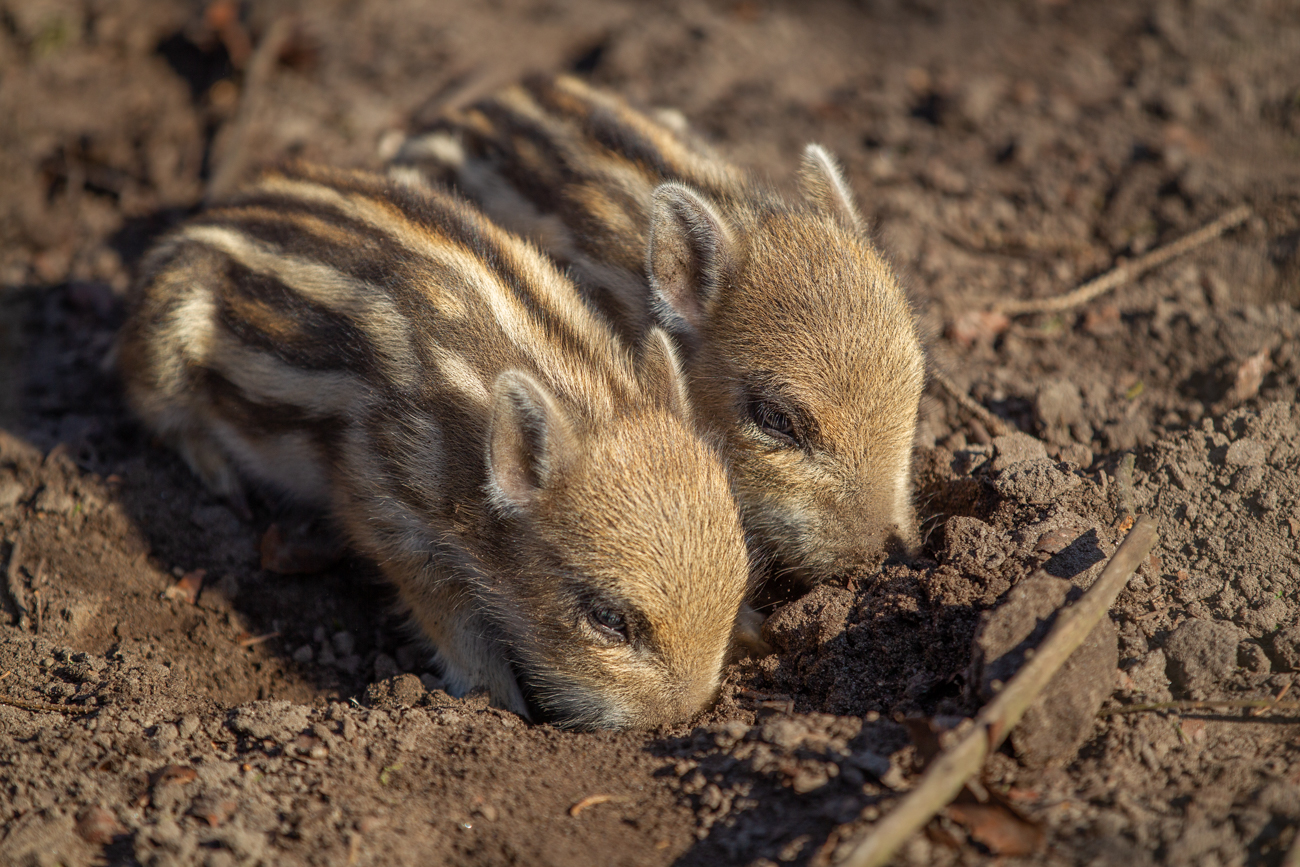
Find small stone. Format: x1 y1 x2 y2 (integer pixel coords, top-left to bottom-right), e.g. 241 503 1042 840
760 718 807 750
970 572 1116 768
992 459 1081 504
714 719 750 748
332 631 356 657
178 714 201 740
365 673 427 709
761 585 854 653
990 432 1049 472
292 644 314 664
1269 626 1300 671
1057 442 1094 469
34 485 76 515
1230 466 1265 494
0 474 24 509
1164 619 1247 697
76 805 126 844
1035 380 1087 434
790 767 830 794
1223 438 1267 467
229 700 311 742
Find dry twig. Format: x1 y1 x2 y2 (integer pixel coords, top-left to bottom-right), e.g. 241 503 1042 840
0 695 95 716
31 558 46 635
206 16 298 203
833 516 1158 867
569 794 623 817
994 206 1251 316
1101 698 1300 716
4 537 29 628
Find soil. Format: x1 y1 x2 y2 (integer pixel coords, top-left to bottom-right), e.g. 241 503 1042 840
1 1 1299 865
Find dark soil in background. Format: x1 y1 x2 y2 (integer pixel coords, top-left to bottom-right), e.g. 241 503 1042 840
1 1 1299 865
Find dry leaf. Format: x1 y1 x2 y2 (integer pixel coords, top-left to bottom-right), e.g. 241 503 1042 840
191 796 238 827
164 569 205 604
570 794 620 817
152 764 199 787
1223 348 1271 406
946 801 1044 856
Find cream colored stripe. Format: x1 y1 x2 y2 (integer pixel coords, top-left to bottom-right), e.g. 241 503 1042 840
207 333 363 418
431 349 491 408
256 175 469 320
256 176 601 391
182 224 419 390
158 279 217 395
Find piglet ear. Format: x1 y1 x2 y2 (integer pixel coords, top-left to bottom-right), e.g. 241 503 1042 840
637 327 693 426
798 143 864 234
646 182 735 347
486 371 575 512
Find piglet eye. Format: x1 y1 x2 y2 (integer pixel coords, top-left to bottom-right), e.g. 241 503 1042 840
749 398 797 446
586 604 628 643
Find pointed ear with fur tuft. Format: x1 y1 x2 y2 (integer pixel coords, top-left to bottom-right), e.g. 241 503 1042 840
637 327 693 426
486 371 575 512
646 182 735 344
798 143 864 233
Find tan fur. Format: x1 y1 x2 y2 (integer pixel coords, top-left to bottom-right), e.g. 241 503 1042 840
117 162 750 730
393 76 926 583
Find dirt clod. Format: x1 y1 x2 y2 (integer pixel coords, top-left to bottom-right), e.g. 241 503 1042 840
1164 619 1248 698
971 573 1117 768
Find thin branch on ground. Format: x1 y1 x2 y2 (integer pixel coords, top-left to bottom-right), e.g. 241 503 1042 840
833 516 1159 867
4 537 28 628
0 695 96 716
205 16 298 203
929 367 1014 438
994 206 1251 316
1101 699 1300 716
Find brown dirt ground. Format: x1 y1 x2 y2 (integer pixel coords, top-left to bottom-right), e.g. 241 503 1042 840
2 1 1299 865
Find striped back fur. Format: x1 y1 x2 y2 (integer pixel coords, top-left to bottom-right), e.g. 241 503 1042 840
117 162 750 730
392 75 926 585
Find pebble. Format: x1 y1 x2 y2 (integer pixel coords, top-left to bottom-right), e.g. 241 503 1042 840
0 474 24 509
1164 619 1247 697
1224 438 1267 467
1269 625 1300 671
992 458 1082 504
990 432 1049 472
